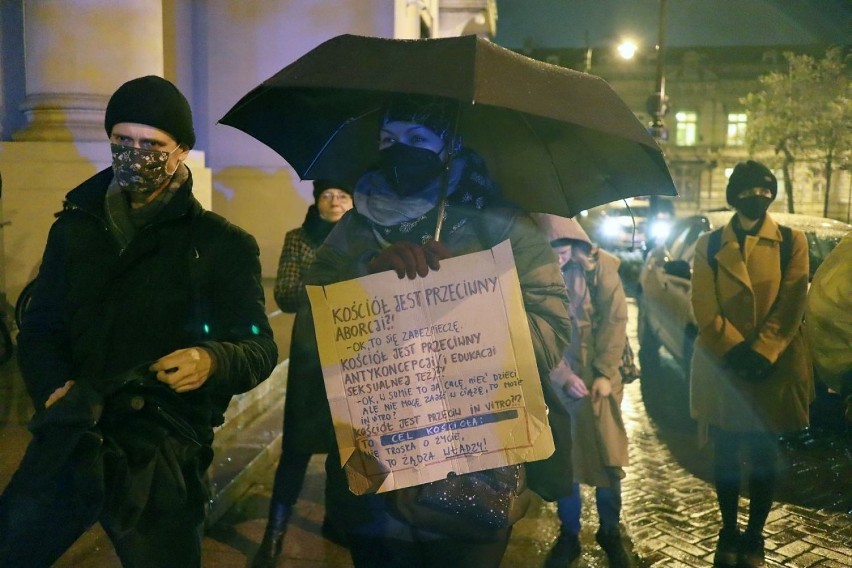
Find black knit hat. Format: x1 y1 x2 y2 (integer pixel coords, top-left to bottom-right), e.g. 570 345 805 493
726 160 777 206
104 75 195 148
312 179 353 203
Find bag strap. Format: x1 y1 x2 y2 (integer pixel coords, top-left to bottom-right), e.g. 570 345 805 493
707 227 723 278
778 224 793 276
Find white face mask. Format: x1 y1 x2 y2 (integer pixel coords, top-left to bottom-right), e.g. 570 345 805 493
110 144 179 195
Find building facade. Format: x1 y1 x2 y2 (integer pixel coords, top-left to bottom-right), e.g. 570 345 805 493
0 0 495 313
524 43 851 221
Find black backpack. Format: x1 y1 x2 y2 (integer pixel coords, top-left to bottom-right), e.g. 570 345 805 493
706 224 793 278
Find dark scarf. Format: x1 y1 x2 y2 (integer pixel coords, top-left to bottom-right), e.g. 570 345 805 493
354 147 500 245
302 204 337 247
732 213 766 251
104 163 189 251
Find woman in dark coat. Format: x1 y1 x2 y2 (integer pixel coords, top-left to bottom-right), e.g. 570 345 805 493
252 180 353 567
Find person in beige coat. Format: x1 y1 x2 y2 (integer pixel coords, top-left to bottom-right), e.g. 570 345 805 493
690 161 813 568
533 214 633 568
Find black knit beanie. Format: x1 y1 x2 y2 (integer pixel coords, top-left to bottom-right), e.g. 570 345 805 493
726 160 777 206
104 75 195 148
312 179 353 203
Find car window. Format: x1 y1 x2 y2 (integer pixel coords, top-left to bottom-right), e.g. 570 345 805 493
666 225 693 258
669 221 705 260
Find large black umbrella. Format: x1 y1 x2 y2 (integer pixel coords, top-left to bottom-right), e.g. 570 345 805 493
220 34 677 218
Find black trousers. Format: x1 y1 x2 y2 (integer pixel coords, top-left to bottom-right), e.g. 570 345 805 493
0 430 210 568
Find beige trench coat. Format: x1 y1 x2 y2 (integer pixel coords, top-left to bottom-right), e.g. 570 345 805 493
690 213 814 433
553 249 630 487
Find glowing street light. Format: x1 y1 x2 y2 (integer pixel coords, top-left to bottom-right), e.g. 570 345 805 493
584 36 638 74
616 39 638 60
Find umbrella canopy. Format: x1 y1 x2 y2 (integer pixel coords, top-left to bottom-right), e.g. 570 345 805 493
220 34 677 217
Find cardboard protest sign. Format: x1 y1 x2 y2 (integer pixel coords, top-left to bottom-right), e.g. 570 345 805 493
306 239 555 495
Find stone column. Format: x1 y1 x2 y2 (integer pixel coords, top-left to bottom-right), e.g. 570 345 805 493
14 0 164 141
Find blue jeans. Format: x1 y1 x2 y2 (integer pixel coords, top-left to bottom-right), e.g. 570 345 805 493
556 472 622 535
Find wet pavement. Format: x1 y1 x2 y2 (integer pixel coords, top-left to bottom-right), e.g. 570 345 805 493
2 299 851 567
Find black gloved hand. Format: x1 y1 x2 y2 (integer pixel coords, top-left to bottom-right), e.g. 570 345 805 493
725 342 773 381
724 342 751 375
741 349 773 381
368 240 452 279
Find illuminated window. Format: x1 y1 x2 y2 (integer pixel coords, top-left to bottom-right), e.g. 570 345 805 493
726 113 747 146
675 111 697 146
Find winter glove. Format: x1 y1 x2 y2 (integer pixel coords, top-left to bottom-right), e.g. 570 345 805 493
724 342 772 381
740 349 773 381
368 240 452 279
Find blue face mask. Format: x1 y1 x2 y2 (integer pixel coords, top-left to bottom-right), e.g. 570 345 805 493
110 144 178 195
379 143 446 196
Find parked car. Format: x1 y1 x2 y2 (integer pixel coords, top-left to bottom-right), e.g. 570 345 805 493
636 210 852 425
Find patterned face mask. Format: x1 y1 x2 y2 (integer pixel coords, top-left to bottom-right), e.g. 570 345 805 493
110 143 179 195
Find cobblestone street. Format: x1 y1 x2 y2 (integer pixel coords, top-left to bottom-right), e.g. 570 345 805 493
3 301 850 567
202 300 852 567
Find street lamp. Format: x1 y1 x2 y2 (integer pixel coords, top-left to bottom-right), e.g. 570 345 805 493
584 35 640 74
647 0 669 226
648 0 668 142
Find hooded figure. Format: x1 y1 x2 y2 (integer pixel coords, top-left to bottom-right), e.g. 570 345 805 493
532 213 633 567
300 94 572 568
690 160 813 568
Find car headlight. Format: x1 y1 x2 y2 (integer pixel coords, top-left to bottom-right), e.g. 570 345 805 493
601 217 622 237
649 219 671 241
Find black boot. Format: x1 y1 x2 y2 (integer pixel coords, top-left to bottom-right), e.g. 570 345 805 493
737 530 765 568
545 528 581 567
713 527 740 567
251 503 292 568
595 528 634 568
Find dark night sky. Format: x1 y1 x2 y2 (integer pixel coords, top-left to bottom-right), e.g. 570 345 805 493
493 0 851 50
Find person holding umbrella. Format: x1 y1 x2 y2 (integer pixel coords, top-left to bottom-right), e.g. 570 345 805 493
533 214 634 568
302 94 573 568
252 179 354 566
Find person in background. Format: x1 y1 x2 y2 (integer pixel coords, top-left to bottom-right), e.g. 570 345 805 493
302 93 572 568
690 160 813 568
0 75 277 567
252 179 354 567
533 214 634 568
805 232 852 426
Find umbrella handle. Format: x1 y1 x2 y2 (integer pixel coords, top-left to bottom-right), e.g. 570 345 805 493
433 196 447 242
432 99 462 242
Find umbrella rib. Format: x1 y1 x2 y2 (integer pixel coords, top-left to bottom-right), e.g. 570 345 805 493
303 107 380 178
516 113 570 213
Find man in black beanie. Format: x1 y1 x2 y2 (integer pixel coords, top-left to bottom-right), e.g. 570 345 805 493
0 76 278 567
689 159 812 568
